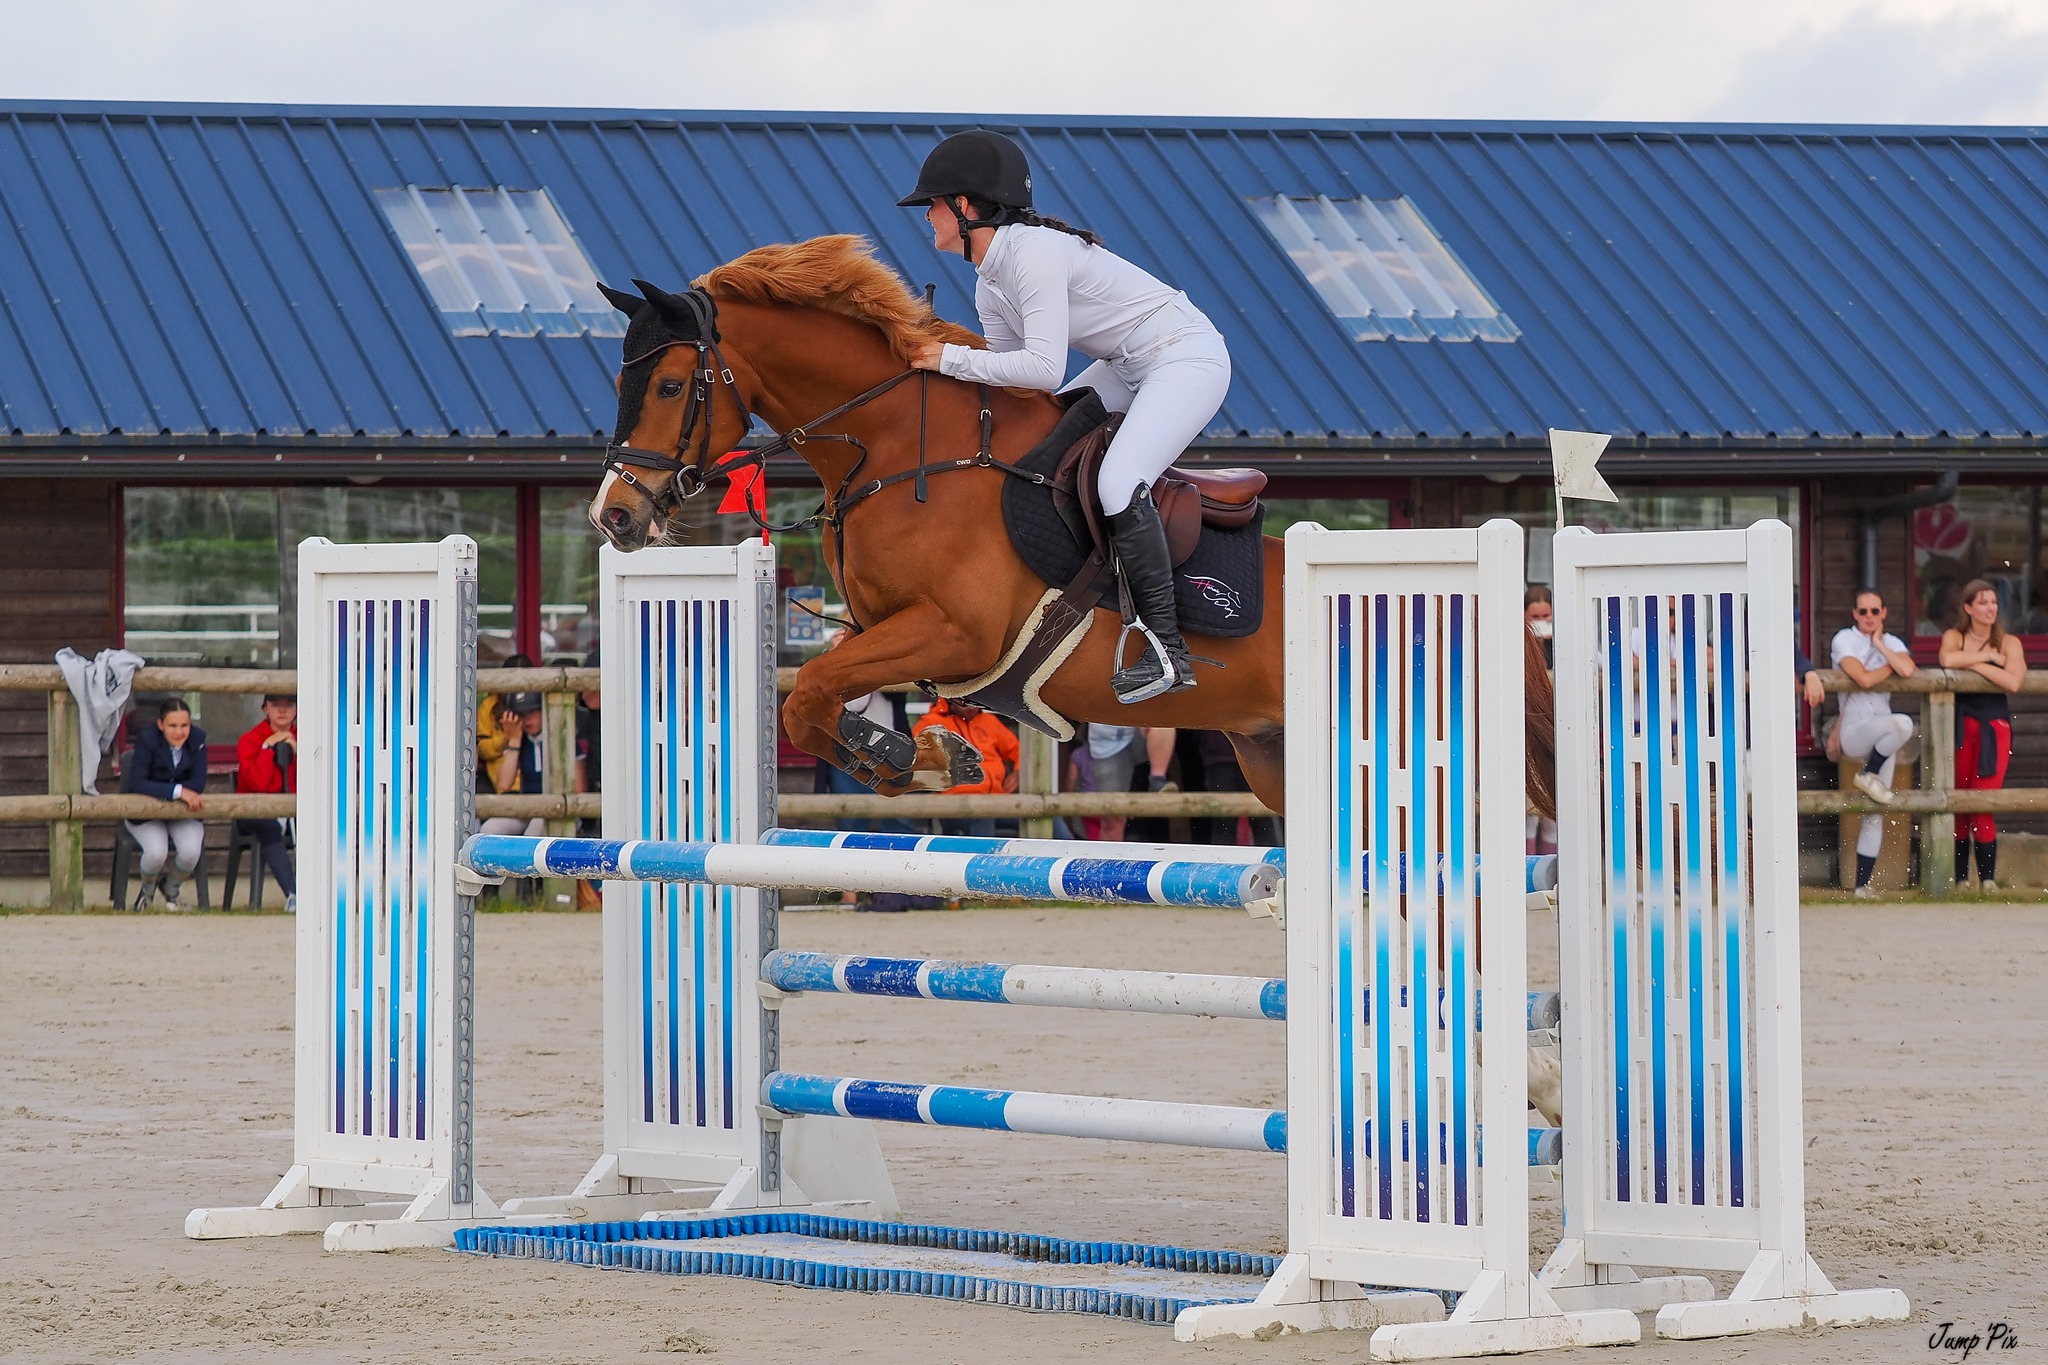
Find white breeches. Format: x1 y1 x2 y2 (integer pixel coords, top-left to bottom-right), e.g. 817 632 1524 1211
1838 710 1914 857
479 816 546 839
128 819 203 875
1066 319 1232 515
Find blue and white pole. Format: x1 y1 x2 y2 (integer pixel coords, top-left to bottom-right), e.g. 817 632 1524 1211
763 949 1287 1021
763 1072 1566 1166
760 829 1557 894
461 835 1281 910
763 827 1281 867
763 1071 1289 1154
764 950 1561 1031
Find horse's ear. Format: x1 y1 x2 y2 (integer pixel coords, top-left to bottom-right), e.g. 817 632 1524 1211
596 281 644 317
632 278 704 337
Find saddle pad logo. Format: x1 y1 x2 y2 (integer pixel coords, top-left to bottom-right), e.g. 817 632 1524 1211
1182 575 1243 620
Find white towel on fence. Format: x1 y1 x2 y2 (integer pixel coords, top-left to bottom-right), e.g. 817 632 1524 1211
54 646 146 795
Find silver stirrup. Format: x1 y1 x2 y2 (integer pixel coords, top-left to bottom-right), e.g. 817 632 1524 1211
1112 620 1176 705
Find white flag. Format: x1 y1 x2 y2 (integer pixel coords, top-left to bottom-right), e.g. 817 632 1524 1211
1549 428 1617 503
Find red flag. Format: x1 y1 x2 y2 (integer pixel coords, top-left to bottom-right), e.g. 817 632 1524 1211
716 454 765 516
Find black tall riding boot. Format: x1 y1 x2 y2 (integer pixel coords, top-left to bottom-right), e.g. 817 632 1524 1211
1108 485 1196 704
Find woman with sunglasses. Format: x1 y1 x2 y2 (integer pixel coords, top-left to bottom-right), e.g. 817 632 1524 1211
1939 579 2028 891
1831 589 1919 898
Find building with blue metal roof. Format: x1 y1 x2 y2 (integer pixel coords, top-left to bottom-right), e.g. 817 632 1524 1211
7 100 2048 881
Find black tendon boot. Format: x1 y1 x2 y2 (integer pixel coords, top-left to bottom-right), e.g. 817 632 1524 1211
1107 485 1196 704
1956 838 1973 889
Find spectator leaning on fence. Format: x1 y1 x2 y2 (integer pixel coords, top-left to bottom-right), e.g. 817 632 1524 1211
233 693 299 913
911 697 1019 838
1939 579 2028 892
1831 588 1921 899
122 697 207 911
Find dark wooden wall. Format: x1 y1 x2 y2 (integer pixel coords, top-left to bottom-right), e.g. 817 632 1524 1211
1 481 118 880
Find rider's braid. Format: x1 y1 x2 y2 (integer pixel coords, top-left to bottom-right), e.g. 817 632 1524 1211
965 196 1103 248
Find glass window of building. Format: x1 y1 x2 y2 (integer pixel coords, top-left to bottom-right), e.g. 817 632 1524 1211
126 486 519 665
1911 484 2045 637
1462 482 1801 589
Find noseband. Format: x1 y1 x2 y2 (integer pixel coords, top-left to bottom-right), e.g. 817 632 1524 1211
601 287 745 515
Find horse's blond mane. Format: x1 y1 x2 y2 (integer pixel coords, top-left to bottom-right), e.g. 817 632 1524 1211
696 235 984 365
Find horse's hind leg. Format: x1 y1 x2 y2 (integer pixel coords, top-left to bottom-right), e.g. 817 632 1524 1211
783 602 997 796
1227 729 1286 817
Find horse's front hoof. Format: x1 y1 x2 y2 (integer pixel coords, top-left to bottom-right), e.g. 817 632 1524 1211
941 732 985 786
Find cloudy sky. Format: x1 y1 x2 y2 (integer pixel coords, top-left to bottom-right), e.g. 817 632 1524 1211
9 0 2048 125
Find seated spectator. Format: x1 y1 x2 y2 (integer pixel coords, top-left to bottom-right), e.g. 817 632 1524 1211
911 698 1019 838
123 697 207 911
234 693 299 913
477 651 535 773
478 691 545 839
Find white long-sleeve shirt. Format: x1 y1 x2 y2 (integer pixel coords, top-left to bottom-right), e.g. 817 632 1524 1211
936 225 1202 390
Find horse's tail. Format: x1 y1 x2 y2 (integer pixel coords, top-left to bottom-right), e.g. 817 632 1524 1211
1524 628 1558 823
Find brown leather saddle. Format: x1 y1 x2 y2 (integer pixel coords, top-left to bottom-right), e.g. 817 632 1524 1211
1051 411 1267 567
936 404 1268 735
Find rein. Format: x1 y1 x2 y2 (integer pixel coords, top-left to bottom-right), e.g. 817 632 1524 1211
606 288 1051 630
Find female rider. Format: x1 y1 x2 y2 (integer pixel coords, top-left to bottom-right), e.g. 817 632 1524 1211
899 130 1232 704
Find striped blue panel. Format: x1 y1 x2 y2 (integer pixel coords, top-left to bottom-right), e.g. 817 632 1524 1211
1408 592 1431 1223
1370 592 1394 1220
385 601 404 1140
321 593 436 1147
1642 595 1671 1201
1603 595 1632 1200
1719 591 1747 1206
923 961 1011 1003
1680 595 1708 1203
636 599 656 1125
359 600 377 1135
687 599 708 1129
715 598 736 1131
414 599 431 1138
1447 592 1472 1223
842 956 927 998
331 598 350 1135
1332 594 1358 1217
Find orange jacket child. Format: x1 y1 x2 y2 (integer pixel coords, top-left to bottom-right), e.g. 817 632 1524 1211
910 699 1020 795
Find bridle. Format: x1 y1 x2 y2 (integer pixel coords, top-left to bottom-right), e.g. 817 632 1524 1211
601 288 740 518
601 285 1047 626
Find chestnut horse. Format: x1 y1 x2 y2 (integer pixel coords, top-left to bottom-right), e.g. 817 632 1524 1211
589 236 1555 818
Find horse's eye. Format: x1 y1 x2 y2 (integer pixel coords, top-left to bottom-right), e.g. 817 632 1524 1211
658 379 685 399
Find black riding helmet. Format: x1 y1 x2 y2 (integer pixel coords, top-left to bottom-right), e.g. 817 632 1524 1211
898 131 1033 259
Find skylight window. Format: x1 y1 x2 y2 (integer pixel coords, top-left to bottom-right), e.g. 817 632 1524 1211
376 185 625 339
1252 195 1519 343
